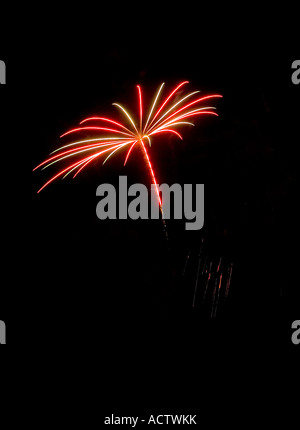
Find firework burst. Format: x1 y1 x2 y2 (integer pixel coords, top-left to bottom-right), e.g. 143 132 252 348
33 81 222 205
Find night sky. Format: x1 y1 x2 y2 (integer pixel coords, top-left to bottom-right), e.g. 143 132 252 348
1 9 299 412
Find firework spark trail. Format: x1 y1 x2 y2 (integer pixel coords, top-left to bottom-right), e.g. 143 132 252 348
182 239 234 316
182 251 191 277
225 263 233 299
203 261 213 302
201 256 207 276
192 237 204 307
211 272 223 318
211 258 223 318
33 81 222 217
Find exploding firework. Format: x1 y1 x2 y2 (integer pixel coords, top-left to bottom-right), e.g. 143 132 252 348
33 81 222 207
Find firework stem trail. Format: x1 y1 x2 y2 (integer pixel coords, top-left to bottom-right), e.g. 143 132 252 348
140 139 168 238
140 139 162 208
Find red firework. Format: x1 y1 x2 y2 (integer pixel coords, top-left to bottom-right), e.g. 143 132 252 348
33 81 222 203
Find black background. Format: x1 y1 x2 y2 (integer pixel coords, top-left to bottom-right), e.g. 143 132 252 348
1 7 299 416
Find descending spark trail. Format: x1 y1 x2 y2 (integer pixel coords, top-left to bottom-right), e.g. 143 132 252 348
184 238 233 317
225 263 233 299
211 257 222 318
192 237 204 307
33 82 222 216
